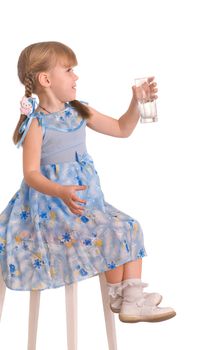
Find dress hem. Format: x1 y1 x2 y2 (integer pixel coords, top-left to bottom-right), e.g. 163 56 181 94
1 252 147 292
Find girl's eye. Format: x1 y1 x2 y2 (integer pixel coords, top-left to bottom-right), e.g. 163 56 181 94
67 68 73 72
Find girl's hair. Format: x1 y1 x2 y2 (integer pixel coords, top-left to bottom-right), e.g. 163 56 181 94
13 41 92 146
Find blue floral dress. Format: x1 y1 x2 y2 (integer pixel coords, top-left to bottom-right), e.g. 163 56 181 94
0 102 146 291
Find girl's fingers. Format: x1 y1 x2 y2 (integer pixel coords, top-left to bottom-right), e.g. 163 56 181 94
72 194 87 203
147 76 155 83
71 193 86 203
150 87 157 94
72 209 83 215
71 205 84 215
74 185 87 191
71 201 84 210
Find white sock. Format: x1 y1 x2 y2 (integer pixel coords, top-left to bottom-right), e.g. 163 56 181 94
107 281 123 298
122 278 148 289
122 278 142 283
107 279 148 297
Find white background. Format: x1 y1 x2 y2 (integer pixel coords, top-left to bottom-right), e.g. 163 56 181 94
0 0 214 349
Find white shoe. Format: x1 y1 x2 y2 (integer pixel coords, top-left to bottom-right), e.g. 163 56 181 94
118 282 176 323
107 279 162 313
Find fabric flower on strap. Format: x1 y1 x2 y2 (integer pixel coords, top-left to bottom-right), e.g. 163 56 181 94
16 96 38 149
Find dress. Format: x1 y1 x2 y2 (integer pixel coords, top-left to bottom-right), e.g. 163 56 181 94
0 102 147 291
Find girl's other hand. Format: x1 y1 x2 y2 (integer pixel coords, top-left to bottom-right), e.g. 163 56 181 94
132 76 158 103
58 185 88 215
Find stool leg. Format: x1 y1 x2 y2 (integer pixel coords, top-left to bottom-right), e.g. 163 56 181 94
27 291 40 350
0 266 6 322
99 273 118 350
65 283 78 350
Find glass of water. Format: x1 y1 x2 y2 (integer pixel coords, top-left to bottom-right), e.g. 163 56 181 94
135 77 158 123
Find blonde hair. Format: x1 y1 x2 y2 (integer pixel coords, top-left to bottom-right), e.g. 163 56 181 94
13 41 91 146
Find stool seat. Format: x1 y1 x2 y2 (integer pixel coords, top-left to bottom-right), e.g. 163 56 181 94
0 267 118 349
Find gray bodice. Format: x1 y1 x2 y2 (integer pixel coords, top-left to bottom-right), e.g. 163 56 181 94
17 102 88 165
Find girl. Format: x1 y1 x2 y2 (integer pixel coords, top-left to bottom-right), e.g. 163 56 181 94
0 41 175 323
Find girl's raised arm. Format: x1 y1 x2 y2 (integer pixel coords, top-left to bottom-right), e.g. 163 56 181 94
86 105 127 138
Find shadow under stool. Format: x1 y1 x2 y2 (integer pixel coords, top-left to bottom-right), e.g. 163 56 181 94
0 268 118 350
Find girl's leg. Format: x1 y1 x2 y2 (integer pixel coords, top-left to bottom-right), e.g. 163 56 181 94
105 264 124 283
104 257 142 283
105 259 145 314
122 257 142 280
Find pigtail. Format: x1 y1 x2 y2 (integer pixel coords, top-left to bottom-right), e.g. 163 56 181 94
69 100 92 120
24 72 34 98
12 72 35 146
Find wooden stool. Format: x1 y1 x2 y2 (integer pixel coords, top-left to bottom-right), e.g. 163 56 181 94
0 268 118 349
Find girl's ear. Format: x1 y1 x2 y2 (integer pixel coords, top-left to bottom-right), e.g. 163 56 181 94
37 72 51 87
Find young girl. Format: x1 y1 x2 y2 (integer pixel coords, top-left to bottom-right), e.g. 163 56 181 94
0 41 175 323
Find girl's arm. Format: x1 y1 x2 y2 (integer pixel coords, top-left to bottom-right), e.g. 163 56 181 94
118 94 141 137
22 118 63 197
86 107 127 138
86 78 158 138
25 170 63 197
86 94 139 138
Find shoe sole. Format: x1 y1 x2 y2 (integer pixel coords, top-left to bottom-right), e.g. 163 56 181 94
110 305 120 313
119 310 176 323
110 295 163 314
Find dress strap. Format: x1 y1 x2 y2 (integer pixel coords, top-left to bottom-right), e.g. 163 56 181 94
16 100 89 149
16 113 44 149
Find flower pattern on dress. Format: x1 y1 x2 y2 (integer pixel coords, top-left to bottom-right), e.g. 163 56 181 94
0 103 147 291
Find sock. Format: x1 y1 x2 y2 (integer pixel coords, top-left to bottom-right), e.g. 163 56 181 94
107 281 123 298
121 279 149 303
122 278 142 283
122 278 148 289
107 279 149 298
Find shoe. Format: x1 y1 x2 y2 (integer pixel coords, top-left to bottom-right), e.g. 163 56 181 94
107 279 162 313
118 282 176 323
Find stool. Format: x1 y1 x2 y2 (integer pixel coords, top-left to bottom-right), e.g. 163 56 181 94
0 268 118 350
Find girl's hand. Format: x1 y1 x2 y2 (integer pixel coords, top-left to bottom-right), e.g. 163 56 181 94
58 185 88 215
132 76 158 103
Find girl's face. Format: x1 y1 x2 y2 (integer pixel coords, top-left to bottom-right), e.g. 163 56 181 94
47 62 79 102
